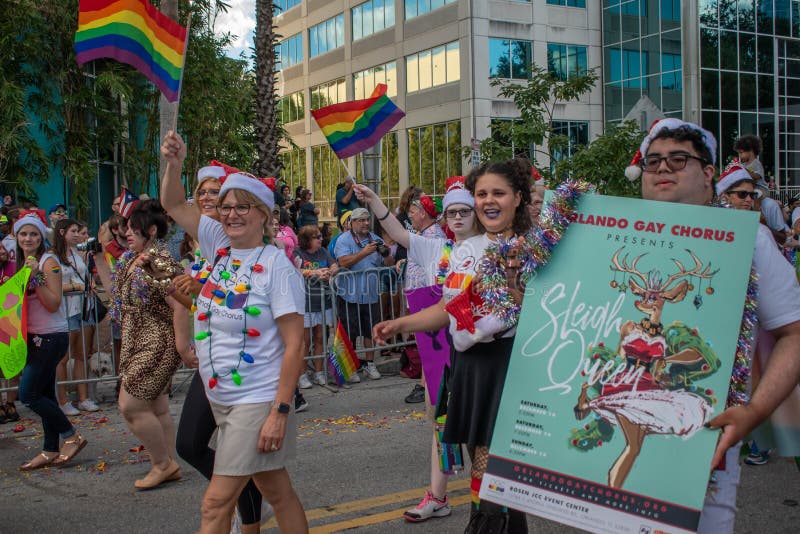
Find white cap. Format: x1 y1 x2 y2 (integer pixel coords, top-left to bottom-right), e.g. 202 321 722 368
220 172 275 210
625 118 718 181
13 213 47 239
442 176 473 210
197 165 226 184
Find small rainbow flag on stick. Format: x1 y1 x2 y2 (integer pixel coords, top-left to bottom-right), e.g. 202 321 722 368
311 84 405 159
74 0 188 102
327 320 361 385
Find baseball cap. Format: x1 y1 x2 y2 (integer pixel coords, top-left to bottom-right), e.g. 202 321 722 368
48 203 67 215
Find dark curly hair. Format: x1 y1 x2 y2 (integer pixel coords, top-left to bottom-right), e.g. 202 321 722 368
127 199 168 240
651 126 714 165
465 158 533 236
733 135 762 157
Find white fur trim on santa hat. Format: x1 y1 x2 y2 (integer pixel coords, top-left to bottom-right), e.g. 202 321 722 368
14 213 47 239
639 118 717 165
715 161 755 196
197 165 226 184
443 177 474 210
220 172 275 210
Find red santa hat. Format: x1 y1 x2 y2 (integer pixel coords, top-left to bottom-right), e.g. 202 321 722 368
531 166 544 186
414 195 440 218
13 210 48 238
197 164 226 185
716 160 757 196
442 176 473 210
625 119 718 181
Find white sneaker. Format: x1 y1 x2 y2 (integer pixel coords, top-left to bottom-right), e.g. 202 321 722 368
403 491 451 522
365 362 381 380
298 373 313 389
313 371 326 386
348 371 361 383
78 399 100 412
61 402 80 416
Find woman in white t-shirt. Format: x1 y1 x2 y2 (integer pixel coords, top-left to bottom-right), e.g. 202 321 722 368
52 218 100 414
15 213 88 470
161 132 308 533
372 159 534 533
356 177 486 523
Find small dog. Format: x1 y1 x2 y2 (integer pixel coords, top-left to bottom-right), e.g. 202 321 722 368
65 352 115 402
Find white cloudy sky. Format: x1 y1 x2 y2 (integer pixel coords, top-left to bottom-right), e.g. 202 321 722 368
214 0 256 58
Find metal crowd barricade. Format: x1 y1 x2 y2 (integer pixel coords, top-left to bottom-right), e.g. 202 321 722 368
0 264 420 395
298 265 416 383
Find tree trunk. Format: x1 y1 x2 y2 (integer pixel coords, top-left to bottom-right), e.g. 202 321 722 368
159 0 179 179
254 0 282 177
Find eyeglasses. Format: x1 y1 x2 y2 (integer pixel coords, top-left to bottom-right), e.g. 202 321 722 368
52 210 67 216
725 190 760 200
313 234 322 239
445 207 474 219
642 152 708 172
197 188 221 198
217 203 252 216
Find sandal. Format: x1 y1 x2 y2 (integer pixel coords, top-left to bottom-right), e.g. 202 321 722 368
20 451 59 471
4 402 20 422
51 434 88 467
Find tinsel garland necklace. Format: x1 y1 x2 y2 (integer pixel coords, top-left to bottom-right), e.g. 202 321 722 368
477 180 594 329
109 241 167 322
435 240 454 285
474 183 757 407
195 246 267 389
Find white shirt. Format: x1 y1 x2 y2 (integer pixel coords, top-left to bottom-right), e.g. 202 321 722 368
791 207 800 228
195 217 304 405
61 248 88 318
2 235 15 265
404 223 446 290
753 224 800 331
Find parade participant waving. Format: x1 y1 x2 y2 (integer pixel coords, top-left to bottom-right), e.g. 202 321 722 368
161 132 308 534
372 159 534 533
356 176 483 524
15 211 88 470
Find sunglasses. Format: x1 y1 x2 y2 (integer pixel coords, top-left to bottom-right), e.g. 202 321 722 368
725 190 760 200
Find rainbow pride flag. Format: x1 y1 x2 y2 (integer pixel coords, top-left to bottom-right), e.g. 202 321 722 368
327 320 361 385
311 84 405 159
75 0 188 102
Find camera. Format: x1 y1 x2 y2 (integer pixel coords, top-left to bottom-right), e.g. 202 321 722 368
76 237 103 253
375 240 391 257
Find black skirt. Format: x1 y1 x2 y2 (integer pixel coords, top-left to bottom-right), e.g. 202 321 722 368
442 337 514 447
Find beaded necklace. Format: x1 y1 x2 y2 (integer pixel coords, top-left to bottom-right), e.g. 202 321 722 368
196 246 267 389
435 240 454 285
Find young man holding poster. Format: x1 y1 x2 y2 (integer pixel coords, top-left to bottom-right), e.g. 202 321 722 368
634 119 800 533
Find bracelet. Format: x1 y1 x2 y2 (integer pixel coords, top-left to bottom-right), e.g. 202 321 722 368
377 209 391 221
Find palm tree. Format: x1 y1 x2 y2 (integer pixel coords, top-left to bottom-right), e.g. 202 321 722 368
253 0 282 177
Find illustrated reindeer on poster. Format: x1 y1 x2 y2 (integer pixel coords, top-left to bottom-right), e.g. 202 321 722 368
573 247 720 488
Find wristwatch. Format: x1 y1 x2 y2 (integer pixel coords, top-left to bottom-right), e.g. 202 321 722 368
274 402 291 414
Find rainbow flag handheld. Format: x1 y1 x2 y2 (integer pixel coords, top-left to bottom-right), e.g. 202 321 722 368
327 320 361 385
75 0 188 102
311 84 405 159
0 268 31 380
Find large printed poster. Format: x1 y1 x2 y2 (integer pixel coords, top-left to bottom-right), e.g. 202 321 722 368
480 195 759 533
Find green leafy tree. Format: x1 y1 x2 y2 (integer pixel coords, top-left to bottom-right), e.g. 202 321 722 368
556 120 646 198
466 65 597 182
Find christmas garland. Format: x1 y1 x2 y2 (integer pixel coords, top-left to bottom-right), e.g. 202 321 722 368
109 240 167 322
435 240 454 286
728 268 757 407
477 180 594 328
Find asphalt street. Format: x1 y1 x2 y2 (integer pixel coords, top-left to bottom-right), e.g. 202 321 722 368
0 372 797 533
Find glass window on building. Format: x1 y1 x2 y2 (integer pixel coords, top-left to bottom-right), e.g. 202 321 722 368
354 61 398 99
311 78 346 110
353 0 396 41
278 91 305 123
406 41 460 93
276 33 303 70
310 14 345 58
407 120 462 197
490 118 534 160
547 0 586 7
489 38 533 79
275 0 301 14
312 144 350 218
354 133 401 210
550 121 589 164
405 0 457 20
278 147 306 199
547 43 588 81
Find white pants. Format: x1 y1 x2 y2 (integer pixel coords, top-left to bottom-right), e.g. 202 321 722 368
697 443 742 534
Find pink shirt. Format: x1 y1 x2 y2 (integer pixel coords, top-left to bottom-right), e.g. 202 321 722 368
275 226 298 260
